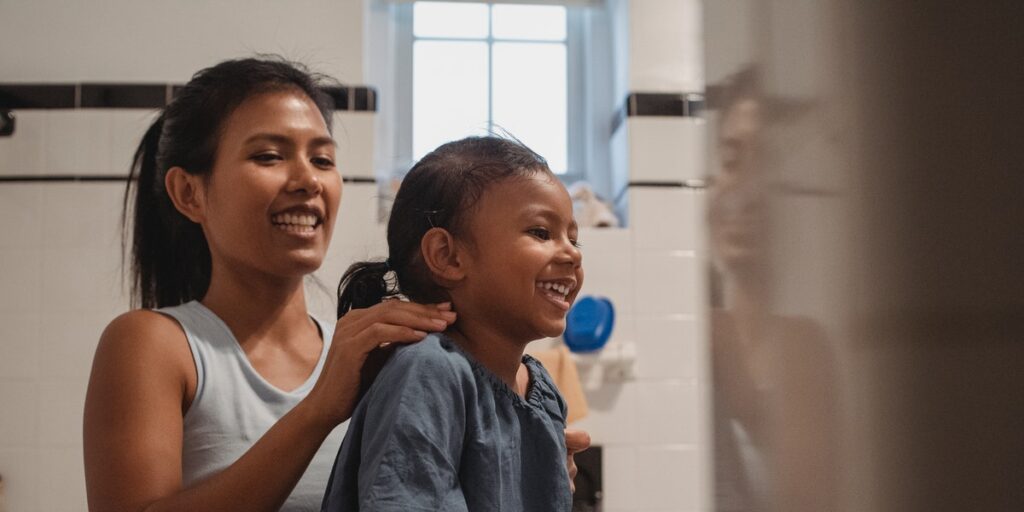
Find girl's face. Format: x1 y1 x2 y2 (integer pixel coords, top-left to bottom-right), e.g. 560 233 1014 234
198 90 341 281
458 173 584 341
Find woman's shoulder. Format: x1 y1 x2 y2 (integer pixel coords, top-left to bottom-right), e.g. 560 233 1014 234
93 309 195 385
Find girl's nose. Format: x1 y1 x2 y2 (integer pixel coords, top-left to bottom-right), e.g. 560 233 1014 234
559 238 583 267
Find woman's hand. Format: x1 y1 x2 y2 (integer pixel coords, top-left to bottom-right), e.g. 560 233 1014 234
565 428 592 494
304 301 457 429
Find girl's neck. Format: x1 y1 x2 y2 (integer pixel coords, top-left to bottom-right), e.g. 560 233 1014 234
200 265 313 346
447 319 527 393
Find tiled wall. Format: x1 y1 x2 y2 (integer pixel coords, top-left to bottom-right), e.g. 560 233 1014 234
0 107 377 511
580 1 711 511
0 1 710 511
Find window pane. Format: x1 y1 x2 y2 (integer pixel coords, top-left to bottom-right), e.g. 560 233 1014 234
492 5 567 41
414 2 489 39
492 42 568 173
413 41 490 160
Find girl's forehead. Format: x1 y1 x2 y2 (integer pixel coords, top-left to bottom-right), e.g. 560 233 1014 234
475 173 573 219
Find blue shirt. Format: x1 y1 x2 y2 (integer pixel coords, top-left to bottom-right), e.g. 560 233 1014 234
321 333 572 512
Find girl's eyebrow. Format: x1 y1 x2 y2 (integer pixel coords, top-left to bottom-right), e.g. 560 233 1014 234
520 205 579 231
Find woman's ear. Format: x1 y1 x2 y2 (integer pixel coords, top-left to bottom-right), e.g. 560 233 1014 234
420 227 467 287
165 167 206 223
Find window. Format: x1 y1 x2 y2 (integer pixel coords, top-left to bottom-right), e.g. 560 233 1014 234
406 2 572 175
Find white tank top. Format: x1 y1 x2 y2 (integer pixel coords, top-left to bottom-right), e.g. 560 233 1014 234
158 300 346 511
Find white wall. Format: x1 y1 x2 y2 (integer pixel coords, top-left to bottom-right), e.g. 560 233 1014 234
0 2 373 510
570 1 711 511
0 0 366 83
0 0 712 510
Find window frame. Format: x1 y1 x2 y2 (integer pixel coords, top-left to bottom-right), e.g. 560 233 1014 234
393 1 586 183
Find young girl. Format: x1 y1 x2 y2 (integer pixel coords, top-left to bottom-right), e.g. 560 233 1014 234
322 137 584 511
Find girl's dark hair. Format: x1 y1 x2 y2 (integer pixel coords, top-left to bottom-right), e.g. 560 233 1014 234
124 56 337 309
337 136 553 317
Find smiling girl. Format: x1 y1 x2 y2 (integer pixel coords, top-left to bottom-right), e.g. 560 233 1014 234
322 137 583 511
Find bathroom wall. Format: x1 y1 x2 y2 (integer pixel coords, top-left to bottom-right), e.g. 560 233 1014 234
574 1 711 511
0 1 712 511
0 2 374 511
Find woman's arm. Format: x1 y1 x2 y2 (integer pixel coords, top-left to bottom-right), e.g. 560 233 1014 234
84 301 455 512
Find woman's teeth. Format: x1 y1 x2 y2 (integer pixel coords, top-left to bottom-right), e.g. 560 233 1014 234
272 213 319 233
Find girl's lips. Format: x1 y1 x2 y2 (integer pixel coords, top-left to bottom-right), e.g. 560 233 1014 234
538 287 572 311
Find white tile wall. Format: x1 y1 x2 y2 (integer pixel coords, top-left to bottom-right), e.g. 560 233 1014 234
635 314 703 381
0 112 48 175
0 111 378 511
0 184 44 249
634 250 703 316
0 448 38 511
0 0 364 83
0 1 713 510
631 187 706 251
46 111 114 174
334 112 377 179
109 110 161 175
577 228 633 313
0 249 43 313
627 117 707 183
35 447 86 512
633 446 702 510
0 314 41 380
628 0 704 93
589 1 712 504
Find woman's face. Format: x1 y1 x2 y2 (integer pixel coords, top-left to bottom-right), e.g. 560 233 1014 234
709 97 768 274
198 89 342 281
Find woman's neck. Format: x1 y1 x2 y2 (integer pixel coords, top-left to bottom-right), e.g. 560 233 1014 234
447 318 527 393
727 268 772 346
200 265 312 346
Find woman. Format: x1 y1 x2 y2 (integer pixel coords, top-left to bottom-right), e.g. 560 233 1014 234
82 57 587 512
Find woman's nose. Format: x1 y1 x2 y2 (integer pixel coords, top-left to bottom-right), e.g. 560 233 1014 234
288 158 323 196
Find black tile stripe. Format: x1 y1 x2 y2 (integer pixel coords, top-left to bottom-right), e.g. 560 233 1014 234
611 92 705 134
0 174 378 184
613 179 707 206
80 84 169 109
0 110 13 136
0 83 378 111
0 85 76 109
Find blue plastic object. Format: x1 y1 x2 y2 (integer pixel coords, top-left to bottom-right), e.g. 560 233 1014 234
563 296 615 353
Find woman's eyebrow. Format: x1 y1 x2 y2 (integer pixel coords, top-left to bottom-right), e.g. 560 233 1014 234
242 133 337 148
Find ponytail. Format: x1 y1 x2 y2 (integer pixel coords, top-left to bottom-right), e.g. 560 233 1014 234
336 260 398 318
123 114 211 309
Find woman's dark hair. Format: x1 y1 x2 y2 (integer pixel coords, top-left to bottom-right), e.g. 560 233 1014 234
124 56 337 309
336 136 553 317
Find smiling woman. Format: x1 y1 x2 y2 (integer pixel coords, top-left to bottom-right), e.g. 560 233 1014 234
82 57 460 512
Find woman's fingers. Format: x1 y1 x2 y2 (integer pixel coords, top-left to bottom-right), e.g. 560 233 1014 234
564 429 590 494
344 302 455 343
565 429 591 454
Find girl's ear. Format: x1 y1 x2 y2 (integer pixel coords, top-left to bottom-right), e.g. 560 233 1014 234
420 227 467 287
165 167 206 223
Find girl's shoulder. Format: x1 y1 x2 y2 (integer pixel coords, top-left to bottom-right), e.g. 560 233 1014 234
388 333 476 379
